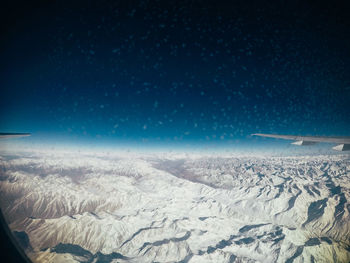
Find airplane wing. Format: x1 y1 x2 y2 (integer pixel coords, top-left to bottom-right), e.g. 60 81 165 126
252 133 350 151
0 133 31 139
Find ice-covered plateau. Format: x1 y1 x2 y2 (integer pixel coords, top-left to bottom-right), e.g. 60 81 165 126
0 149 350 263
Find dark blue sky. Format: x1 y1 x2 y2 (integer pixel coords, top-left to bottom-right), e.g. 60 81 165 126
1 0 350 148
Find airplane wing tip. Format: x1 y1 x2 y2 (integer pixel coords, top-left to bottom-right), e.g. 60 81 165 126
251 133 267 137
0 133 31 139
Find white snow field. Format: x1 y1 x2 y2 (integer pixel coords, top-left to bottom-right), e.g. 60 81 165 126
0 149 349 263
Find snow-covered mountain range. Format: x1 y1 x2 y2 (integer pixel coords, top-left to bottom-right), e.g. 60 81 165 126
0 149 349 262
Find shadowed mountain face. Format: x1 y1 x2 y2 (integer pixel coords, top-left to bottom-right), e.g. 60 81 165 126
0 149 350 262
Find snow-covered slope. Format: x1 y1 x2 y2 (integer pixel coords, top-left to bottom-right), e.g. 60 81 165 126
0 150 349 262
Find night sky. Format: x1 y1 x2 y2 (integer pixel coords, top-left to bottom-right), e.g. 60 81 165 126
1 1 350 149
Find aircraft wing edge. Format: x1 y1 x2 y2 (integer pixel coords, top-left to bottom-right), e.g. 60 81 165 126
252 133 350 151
0 133 31 139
